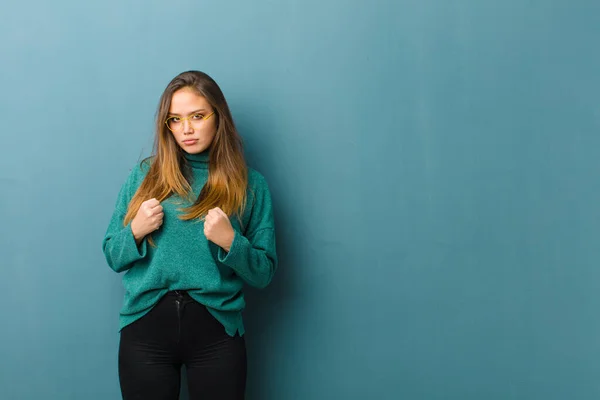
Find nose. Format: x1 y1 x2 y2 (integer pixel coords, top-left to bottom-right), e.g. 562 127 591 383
182 118 194 135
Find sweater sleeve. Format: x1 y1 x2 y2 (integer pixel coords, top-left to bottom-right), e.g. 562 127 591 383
101 165 149 273
217 173 278 289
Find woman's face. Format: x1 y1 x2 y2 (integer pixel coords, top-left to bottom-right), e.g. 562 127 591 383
167 88 217 154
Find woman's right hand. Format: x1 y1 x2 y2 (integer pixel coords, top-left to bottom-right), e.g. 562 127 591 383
131 198 164 243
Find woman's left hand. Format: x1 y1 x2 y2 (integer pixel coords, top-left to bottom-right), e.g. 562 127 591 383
204 207 235 252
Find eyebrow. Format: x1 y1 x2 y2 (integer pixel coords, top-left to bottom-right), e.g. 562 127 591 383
168 109 208 117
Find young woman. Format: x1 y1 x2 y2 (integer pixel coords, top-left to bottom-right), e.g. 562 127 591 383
102 70 277 400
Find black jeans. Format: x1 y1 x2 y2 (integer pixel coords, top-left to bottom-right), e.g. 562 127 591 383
118 291 247 400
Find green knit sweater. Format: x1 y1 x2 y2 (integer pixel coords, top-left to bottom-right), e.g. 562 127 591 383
102 151 277 336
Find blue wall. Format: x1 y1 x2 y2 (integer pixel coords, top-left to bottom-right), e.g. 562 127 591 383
1 0 599 399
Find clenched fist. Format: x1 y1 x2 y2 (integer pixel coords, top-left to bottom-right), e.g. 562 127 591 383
204 207 235 252
131 198 164 244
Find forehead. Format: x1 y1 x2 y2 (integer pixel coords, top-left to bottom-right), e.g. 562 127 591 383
169 88 211 113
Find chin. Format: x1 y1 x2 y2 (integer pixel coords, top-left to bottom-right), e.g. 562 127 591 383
182 144 209 154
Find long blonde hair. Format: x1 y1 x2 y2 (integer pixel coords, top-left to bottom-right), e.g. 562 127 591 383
124 71 248 229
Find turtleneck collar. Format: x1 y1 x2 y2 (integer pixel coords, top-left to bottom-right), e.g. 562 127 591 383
183 150 210 169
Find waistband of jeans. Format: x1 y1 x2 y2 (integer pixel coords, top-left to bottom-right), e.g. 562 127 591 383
166 290 191 298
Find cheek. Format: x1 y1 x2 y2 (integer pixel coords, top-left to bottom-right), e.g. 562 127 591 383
204 124 217 136
201 120 217 139
201 125 217 141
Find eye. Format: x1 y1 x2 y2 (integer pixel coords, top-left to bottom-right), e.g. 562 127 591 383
169 117 181 123
191 113 204 120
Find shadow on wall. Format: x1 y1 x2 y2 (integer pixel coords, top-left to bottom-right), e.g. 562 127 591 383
236 102 298 400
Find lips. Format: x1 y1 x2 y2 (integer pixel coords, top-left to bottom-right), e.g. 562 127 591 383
182 139 198 145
